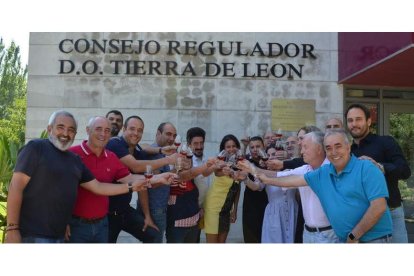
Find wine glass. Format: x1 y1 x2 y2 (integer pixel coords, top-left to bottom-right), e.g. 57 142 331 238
180 143 188 156
174 135 182 148
217 150 227 161
144 165 153 188
236 149 245 162
175 157 183 172
258 149 269 162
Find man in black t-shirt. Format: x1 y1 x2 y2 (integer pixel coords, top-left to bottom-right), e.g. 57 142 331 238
5 110 145 243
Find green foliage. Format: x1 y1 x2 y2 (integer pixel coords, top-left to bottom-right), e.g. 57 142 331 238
0 36 27 242
399 180 414 200
0 37 28 145
0 134 21 242
390 113 414 187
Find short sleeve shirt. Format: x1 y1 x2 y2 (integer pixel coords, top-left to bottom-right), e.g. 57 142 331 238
69 140 130 218
15 139 94 239
106 136 148 212
304 155 392 242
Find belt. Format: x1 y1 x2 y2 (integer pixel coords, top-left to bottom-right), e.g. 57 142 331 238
305 224 332 232
361 234 392 243
72 215 106 224
389 205 401 211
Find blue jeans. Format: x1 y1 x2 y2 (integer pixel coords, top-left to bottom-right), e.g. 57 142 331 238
108 207 158 243
22 236 64 243
361 234 392 243
303 227 341 243
149 208 167 243
68 216 108 243
390 205 408 243
166 224 199 243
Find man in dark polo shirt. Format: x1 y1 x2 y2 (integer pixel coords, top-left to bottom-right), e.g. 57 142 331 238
106 115 179 243
5 111 145 243
346 103 411 243
67 116 174 243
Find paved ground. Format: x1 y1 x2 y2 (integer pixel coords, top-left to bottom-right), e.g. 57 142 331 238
118 186 414 243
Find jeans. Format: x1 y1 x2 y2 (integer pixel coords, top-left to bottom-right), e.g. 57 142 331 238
22 236 65 243
149 208 167 243
68 216 108 243
303 227 340 243
166 224 199 243
360 234 392 243
108 206 158 243
390 205 408 243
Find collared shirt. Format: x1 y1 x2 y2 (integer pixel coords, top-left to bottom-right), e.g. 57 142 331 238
351 133 411 208
70 140 130 218
304 155 393 242
277 159 331 228
106 136 149 212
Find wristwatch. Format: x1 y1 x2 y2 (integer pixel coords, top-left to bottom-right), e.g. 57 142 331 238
127 182 133 193
159 147 163 154
348 232 356 241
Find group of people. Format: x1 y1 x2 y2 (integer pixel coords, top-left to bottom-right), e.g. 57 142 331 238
4 103 411 244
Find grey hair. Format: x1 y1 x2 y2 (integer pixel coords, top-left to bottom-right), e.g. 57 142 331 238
48 110 78 130
324 129 350 145
304 131 325 148
297 125 321 135
87 116 109 129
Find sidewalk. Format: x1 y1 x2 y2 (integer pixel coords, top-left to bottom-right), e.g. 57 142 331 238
117 187 414 243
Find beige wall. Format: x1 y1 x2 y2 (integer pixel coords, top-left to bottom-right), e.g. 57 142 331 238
27 32 343 156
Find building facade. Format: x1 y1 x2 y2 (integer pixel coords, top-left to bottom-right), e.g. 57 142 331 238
26 32 414 159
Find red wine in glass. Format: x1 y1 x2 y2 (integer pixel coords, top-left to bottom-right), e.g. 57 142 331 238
217 150 227 161
144 173 153 179
261 156 269 162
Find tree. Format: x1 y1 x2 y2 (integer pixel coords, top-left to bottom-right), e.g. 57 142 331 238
0 37 27 242
0 37 27 144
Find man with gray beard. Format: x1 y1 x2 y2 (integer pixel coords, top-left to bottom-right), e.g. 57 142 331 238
5 110 147 243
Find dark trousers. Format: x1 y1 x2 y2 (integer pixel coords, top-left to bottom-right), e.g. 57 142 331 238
294 200 304 243
166 224 199 243
108 206 158 243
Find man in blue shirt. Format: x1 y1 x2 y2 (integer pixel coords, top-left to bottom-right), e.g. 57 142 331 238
136 122 177 243
257 129 392 243
346 103 411 243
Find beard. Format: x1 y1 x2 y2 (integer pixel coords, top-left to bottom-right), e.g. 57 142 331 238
349 127 368 139
193 149 203 158
110 124 120 137
49 134 74 151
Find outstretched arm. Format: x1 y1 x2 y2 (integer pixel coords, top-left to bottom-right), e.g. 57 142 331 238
258 173 307 188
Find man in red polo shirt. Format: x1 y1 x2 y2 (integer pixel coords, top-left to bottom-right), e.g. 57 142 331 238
66 116 175 243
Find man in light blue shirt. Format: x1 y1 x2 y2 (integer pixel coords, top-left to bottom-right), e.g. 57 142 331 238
257 129 392 243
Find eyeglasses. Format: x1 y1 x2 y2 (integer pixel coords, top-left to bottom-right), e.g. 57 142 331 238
326 124 340 129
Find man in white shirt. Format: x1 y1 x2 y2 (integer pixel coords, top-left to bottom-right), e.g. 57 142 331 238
243 131 340 243
186 127 214 242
